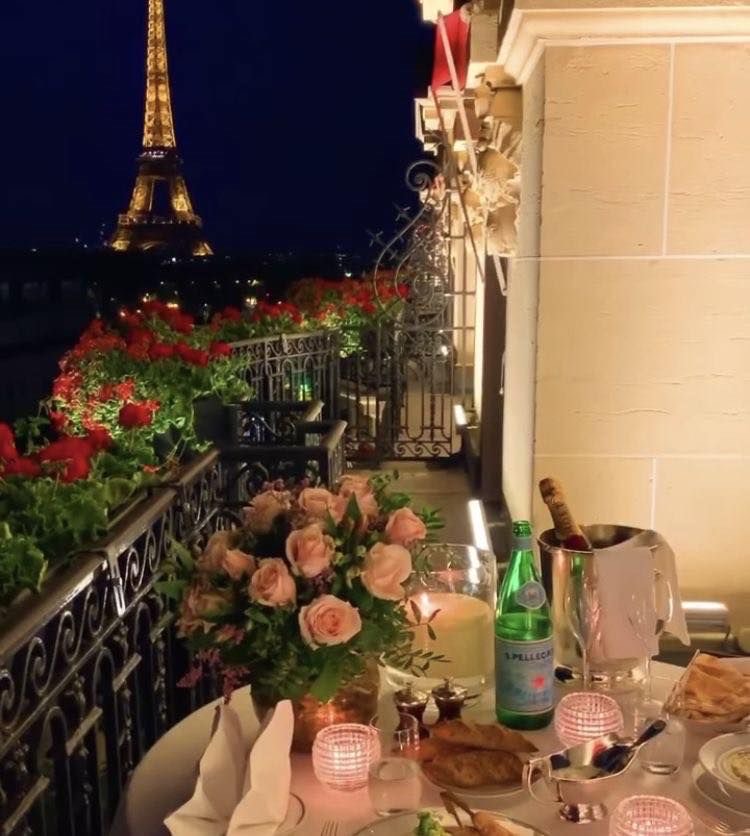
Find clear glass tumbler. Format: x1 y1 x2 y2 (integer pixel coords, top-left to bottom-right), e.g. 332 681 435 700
368 757 422 817
629 699 685 775
370 713 421 758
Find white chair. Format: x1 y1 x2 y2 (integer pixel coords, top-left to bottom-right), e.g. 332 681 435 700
109 688 258 836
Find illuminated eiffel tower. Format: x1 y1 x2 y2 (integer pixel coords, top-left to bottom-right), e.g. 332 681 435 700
109 0 212 256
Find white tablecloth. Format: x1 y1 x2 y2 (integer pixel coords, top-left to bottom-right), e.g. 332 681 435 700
110 663 742 836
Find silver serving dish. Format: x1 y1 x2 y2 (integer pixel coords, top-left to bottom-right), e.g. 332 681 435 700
524 720 665 823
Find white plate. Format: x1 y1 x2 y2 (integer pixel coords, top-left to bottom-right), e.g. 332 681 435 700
699 733 750 796
277 793 305 835
353 807 549 835
692 764 750 818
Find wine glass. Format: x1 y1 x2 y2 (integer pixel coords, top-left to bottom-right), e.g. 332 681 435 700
627 570 674 701
564 570 601 690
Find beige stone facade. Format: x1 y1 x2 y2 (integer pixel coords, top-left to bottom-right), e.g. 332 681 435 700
417 1 750 629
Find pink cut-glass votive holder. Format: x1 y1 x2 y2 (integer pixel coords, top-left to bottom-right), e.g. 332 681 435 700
312 723 381 791
610 795 694 835
554 691 625 747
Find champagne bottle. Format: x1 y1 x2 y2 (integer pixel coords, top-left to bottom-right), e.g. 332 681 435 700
495 520 554 730
538 477 591 550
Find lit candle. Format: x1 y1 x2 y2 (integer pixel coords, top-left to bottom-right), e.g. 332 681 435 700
610 795 694 835
554 692 624 747
312 724 381 791
408 591 494 682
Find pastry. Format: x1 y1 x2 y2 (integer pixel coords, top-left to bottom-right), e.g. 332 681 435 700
473 812 514 836
415 737 473 762
423 749 524 789
667 653 750 723
431 719 537 753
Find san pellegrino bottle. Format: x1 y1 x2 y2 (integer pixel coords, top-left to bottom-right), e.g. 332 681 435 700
495 520 554 730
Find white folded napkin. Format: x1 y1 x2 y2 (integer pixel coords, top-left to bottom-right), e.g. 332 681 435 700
165 699 293 836
599 530 690 646
593 545 659 661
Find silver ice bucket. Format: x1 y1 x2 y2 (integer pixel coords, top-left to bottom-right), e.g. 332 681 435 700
538 524 662 688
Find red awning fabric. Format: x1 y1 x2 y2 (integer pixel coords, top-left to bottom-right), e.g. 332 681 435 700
431 6 472 91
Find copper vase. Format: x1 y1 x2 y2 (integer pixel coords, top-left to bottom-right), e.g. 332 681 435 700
252 660 380 753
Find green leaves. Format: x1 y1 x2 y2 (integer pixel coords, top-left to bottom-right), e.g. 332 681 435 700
0 525 47 605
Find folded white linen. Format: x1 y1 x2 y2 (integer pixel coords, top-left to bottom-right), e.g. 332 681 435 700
593 545 659 661
165 699 293 836
599 530 690 647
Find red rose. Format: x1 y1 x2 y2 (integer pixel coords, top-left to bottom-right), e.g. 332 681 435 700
118 401 156 429
2 456 41 478
165 310 194 334
210 341 232 358
220 306 242 322
143 299 168 317
126 327 153 346
86 427 112 452
60 456 91 483
175 343 209 366
49 411 69 432
116 380 136 401
0 423 18 462
121 312 142 330
126 342 150 361
39 436 94 463
149 342 176 361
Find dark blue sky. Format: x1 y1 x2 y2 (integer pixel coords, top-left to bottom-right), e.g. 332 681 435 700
0 1 433 254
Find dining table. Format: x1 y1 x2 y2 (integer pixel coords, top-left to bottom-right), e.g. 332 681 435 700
109 661 747 836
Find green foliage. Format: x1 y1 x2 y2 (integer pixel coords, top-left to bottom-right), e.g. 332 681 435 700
165 475 446 701
0 523 47 605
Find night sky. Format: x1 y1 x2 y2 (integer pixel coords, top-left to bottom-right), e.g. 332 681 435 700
0 1 434 255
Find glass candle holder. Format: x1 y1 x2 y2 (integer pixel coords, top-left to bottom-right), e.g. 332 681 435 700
312 724 381 791
610 795 694 835
385 543 497 694
555 692 625 747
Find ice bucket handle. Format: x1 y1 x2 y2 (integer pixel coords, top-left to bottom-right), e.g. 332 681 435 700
524 757 562 804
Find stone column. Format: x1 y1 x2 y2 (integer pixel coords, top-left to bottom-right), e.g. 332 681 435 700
500 0 750 628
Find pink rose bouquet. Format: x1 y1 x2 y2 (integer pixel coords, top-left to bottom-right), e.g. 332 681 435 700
160 472 443 702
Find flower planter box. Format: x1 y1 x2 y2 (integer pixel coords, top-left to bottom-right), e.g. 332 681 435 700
0 451 223 835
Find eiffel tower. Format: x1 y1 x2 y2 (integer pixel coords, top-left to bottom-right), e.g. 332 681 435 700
109 0 212 256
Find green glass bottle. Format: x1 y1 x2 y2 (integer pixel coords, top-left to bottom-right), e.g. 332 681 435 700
495 520 554 730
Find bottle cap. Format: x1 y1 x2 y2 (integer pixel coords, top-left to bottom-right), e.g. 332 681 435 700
512 520 533 550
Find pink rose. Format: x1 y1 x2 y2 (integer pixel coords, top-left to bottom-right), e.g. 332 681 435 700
222 548 256 580
330 492 378 529
178 581 232 637
243 490 291 534
298 594 362 648
197 530 234 573
337 475 379 519
249 558 296 607
360 542 412 601
285 523 335 578
385 508 427 547
298 487 336 520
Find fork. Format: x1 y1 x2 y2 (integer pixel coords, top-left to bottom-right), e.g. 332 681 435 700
690 806 750 835
320 822 339 836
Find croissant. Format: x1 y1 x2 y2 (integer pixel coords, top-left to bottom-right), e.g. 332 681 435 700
431 720 537 753
423 749 524 788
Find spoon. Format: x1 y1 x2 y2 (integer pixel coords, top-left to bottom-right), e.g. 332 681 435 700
592 718 667 775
